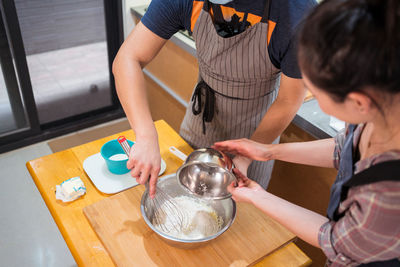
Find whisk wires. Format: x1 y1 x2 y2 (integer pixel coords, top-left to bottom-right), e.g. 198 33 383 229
117 136 189 233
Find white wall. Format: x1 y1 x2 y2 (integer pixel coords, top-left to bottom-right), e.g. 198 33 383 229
122 0 151 39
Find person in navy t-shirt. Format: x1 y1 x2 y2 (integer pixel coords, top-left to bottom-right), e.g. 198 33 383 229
113 0 316 197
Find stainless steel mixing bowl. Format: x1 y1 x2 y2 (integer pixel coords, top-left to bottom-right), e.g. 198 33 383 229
184 148 233 167
141 174 236 249
176 148 237 199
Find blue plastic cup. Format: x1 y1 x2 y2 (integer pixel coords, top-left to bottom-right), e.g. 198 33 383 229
100 139 134 175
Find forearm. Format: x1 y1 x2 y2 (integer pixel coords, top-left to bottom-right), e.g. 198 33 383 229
113 53 157 140
251 74 306 144
251 97 301 144
113 22 167 141
252 191 328 247
270 138 335 168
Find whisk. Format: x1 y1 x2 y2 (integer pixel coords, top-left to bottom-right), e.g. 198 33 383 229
117 136 188 233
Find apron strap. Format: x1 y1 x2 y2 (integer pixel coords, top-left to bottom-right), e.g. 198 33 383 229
343 160 400 188
334 159 400 220
240 12 249 32
327 124 356 220
192 80 215 134
210 3 225 24
203 0 210 11
261 0 272 23
358 258 400 267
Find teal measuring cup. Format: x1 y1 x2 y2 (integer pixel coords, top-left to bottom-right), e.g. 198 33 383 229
100 139 134 175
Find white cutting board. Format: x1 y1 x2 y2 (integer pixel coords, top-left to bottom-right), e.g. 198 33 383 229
83 153 166 194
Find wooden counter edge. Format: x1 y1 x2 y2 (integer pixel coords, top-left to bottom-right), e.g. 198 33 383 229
254 242 312 267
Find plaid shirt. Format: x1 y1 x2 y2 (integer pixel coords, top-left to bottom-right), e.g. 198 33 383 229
319 124 400 266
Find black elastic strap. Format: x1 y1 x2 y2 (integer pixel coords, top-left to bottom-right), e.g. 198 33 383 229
210 3 225 24
261 0 271 23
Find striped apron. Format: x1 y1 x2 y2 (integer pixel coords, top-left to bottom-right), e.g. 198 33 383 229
180 0 281 189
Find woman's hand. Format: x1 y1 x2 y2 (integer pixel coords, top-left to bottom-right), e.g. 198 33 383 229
228 168 266 203
127 135 161 198
213 138 275 162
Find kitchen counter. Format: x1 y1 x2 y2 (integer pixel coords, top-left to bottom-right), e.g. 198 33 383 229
26 120 311 266
131 5 339 139
293 99 337 139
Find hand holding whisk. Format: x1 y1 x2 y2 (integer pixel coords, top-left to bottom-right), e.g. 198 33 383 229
117 136 189 233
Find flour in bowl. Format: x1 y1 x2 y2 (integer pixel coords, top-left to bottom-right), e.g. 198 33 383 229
153 195 223 239
109 154 128 161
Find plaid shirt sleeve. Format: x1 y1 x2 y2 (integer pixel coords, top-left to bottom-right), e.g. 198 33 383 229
318 182 400 266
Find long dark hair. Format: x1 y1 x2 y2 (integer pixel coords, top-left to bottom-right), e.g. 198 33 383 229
298 0 400 102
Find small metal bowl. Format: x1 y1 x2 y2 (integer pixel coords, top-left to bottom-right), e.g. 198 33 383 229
176 148 237 199
141 174 236 249
184 148 233 167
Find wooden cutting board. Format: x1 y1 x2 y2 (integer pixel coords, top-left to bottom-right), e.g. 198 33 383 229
83 184 295 267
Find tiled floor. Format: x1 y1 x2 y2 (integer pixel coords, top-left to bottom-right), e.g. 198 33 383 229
0 142 76 266
0 41 112 134
0 118 131 266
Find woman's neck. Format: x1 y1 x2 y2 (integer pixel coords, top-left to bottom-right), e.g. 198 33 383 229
360 104 400 159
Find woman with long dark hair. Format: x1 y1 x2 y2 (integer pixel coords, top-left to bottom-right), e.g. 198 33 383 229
214 0 400 265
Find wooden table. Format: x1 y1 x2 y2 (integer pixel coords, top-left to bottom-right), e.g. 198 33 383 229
26 120 311 267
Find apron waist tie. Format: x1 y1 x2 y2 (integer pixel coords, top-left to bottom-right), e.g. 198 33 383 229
192 80 215 134
191 79 276 134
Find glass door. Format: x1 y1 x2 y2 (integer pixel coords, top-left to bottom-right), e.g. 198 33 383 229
0 0 123 153
0 0 39 140
15 0 114 125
